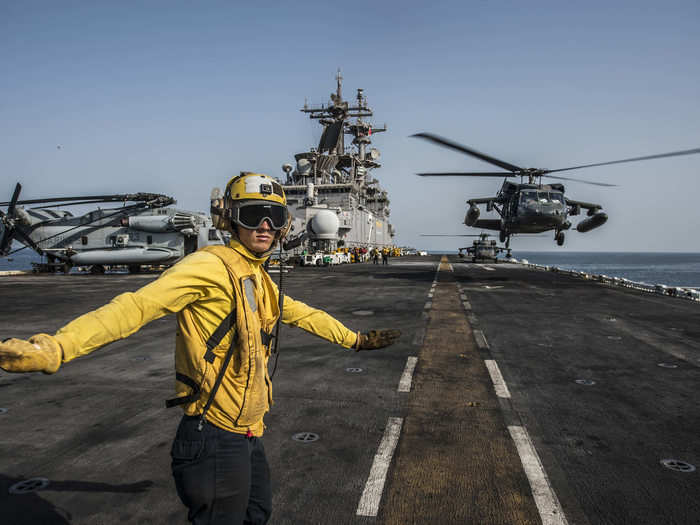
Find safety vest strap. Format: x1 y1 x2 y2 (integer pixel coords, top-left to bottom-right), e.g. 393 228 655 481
203 311 236 364
165 372 201 408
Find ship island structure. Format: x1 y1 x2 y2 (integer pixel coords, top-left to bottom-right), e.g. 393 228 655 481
280 72 395 259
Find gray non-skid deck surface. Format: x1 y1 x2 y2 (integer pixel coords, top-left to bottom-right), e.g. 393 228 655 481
0 256 698 524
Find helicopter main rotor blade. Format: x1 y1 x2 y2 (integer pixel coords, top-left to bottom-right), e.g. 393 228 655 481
412 133 524 172
420 234 484 237
541 174 617 187
545 147 700 174
417 172 515 177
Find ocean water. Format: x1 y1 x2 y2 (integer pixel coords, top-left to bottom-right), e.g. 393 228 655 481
3 247 700 288
511 251 700 288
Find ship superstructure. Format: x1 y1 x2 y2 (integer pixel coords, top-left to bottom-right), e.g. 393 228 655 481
281 72 394 254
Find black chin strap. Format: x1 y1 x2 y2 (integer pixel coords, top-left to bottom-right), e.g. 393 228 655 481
270 242 285 378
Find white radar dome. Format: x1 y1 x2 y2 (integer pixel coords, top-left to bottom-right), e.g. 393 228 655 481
307 210 339 240
297 158 312 177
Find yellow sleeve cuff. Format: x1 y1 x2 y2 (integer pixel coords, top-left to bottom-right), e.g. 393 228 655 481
54 332 79 363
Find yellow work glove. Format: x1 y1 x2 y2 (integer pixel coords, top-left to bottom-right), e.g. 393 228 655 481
0 334 63 374
355 329 401 351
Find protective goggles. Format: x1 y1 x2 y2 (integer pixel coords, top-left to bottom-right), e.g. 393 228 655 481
232 202 289 230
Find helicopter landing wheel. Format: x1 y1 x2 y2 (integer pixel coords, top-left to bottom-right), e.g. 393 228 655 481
556 231 565 246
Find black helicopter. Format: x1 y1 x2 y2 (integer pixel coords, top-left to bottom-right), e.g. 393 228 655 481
413 133 700 247
422 233 510 262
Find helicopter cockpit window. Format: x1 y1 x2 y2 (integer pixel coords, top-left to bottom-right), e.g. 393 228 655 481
537 191 550 202
520 191 537 204
549 192 564 203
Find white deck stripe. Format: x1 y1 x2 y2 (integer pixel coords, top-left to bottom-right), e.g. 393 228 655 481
484 359 511 399
356 417 404 517
424 301 432 310
397 356 418 392
462 300 472 310
473 329 489 349
508 425 569 525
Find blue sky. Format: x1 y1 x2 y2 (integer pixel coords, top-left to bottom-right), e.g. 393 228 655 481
2 1 699 251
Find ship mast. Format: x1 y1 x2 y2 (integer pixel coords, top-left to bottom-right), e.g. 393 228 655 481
298 70 386 187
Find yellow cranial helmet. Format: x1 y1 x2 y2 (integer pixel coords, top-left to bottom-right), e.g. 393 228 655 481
211 172 290 239
226 172 286 206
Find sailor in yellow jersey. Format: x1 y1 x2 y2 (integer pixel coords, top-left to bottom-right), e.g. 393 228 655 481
0 172 400 525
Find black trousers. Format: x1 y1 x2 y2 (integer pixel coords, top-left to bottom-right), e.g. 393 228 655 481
171 415 271 524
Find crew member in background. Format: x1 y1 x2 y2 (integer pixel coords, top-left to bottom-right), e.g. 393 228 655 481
0 172 401 525
381 246 389 265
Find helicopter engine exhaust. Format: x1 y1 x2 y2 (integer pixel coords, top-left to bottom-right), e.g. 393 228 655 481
576 212 608 233
465 205 480 226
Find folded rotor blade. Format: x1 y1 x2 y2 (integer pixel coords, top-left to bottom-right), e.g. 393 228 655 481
0 192 174 207
417 172 515 177
412 133 524 172
0 223 11 255
12 227 45 256
542 174 617 187
546 147 700 174
32 199 131 208
6 183 22 217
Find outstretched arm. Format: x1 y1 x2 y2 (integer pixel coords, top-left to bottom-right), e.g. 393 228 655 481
280 294 359 349
276 286 400 351
0 251 228 373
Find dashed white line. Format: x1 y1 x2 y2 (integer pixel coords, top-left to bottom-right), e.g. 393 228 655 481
508 425 569 525
424 301 432 310
356 417 404 517
397 356 418 392
484 359 511 399
469 314 568 524
462 300 472 311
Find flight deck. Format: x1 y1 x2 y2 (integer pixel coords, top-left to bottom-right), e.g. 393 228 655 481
0 256 698 524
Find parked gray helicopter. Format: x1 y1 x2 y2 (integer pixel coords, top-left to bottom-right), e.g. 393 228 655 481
0 183 224 273
413 133 700 247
